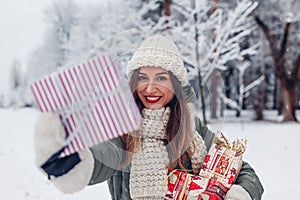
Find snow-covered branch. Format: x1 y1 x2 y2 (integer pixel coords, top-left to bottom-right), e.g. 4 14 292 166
220 92 240 110
197 0 258 83
244 75 265 93
221 59 264 111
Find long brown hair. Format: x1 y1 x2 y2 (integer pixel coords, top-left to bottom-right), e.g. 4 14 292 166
121 68 195 171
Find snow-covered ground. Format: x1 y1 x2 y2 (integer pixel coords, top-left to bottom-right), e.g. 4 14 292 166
0 108 299 200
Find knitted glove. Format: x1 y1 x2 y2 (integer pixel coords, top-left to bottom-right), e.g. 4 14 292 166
34 112 94 193
224 185 252 200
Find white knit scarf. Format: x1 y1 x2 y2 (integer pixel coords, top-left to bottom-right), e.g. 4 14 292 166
129 107 207 200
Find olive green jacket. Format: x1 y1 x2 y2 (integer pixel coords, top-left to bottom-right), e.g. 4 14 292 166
89 117 263 200
88 86 264 199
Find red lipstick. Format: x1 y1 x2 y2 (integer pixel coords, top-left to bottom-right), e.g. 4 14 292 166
145 96 161 103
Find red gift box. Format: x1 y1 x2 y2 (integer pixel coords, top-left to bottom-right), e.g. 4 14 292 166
166 169 209 200
199 132 247 190
166 132 247 200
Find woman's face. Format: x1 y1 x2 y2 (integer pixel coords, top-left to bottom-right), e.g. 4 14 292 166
136 66 174 109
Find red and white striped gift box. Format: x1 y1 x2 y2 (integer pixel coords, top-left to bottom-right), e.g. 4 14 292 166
31 54 142 158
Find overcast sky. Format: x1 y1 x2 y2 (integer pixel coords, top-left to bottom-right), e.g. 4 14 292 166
0 0 51 94
0 0 104 95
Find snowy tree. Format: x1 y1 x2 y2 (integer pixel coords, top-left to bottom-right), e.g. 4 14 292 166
27 0 79 81
169 0 260 120
219 61 264 114
25 1 145 107
254 0 300 121
126 0 261 122
25 0 80 106
3 59 29 107
25 0 263 122
65 1 138 67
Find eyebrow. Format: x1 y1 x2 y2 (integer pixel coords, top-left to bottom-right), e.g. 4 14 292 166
138 72 169 76
156 72 169 76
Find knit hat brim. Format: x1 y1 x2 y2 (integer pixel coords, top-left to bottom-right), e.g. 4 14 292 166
126 35 187 85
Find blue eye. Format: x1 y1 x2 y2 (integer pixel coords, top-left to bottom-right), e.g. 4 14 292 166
157 76 167 81
138 76 147 81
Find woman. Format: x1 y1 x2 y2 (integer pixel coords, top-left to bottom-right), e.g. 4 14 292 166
35 35 263 199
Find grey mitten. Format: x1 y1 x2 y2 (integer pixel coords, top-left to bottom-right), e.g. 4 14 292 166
225 185 252 200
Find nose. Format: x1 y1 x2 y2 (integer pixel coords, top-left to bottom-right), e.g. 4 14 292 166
145 82 157 94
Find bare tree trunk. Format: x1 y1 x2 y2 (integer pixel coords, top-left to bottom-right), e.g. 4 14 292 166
279 54 299 121
198 70 207 124
220 72 226 117
163 0 171 30
273 76 278 109
211 69 218 118
254 64 266 120
280 80 298 121
255 16 299 121
274 79 284 115
193 0 207 124
210 0 218 119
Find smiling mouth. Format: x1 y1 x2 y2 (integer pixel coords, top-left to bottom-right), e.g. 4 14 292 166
145 96 161 103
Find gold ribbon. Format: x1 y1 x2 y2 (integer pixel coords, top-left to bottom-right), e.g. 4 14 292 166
178 172 191 200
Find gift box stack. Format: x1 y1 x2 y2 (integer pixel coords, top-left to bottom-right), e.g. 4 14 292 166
166 132 247 200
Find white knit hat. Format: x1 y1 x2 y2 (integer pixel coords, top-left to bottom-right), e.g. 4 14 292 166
126 35 187 86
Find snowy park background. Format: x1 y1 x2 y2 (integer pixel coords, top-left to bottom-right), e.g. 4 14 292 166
1 0 300 199
1 108 300 200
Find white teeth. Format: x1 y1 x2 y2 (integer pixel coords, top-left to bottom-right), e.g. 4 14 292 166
147 96 160 100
